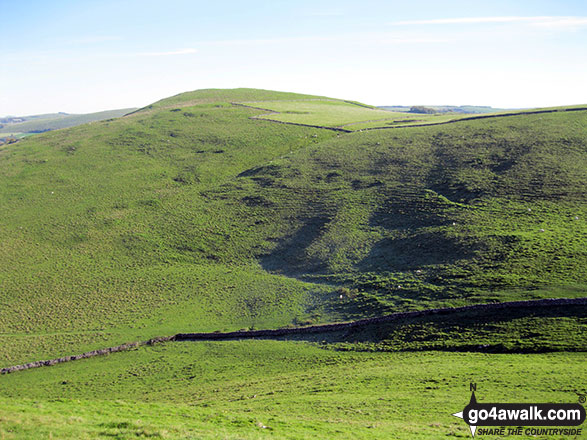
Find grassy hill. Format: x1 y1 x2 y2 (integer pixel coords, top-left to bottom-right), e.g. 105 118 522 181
0 89 341 365
0 88 585 439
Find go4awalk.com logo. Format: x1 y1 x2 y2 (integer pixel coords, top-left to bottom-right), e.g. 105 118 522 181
452 384 586 437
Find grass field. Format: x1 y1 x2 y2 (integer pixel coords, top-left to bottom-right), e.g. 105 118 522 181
340 113 463 130
244 99 466 129
247 99 586 131
0 88 585 438
1 342 585 439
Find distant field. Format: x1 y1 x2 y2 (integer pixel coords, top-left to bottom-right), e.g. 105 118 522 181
344 113 465 130
245 99 474 130
378 105 513 114
0 132 26 139
245 100 587 131
0 108 136 135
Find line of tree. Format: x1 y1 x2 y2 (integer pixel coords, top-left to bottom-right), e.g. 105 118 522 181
409 106 437 114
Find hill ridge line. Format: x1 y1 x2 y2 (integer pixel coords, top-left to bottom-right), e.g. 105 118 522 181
2 297 585 375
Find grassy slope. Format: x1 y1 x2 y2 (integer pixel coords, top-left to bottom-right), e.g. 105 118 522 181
344 113 463 130
0 90 340 365
307 302 587 353
222 109 587 314
251 100 586 131
0 88 585 438
0 109 136 135
246 99 468 129
0 342 584 439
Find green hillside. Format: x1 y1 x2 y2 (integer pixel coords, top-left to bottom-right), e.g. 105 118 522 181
0 88 585 439
0 89 340 365
228 109 587 306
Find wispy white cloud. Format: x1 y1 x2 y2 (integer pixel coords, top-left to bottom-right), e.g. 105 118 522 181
304 11 345 17
201 33 448 47
530 17 587 29
382 37 451 44
393 16 545 25
135 48 198 57
392 16 587 29
72 35 122 44
201 36 331 46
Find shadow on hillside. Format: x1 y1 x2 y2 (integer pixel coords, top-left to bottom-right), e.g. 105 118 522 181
273 303 587 353
259 190 475 276
358 232 472 272
360 192 472 271
260 215 330 276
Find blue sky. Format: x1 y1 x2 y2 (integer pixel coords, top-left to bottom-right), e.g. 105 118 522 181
2 0 587 114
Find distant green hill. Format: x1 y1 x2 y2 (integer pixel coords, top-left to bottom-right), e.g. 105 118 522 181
379 104 513 114
0 112 69 124
0 108 136 138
